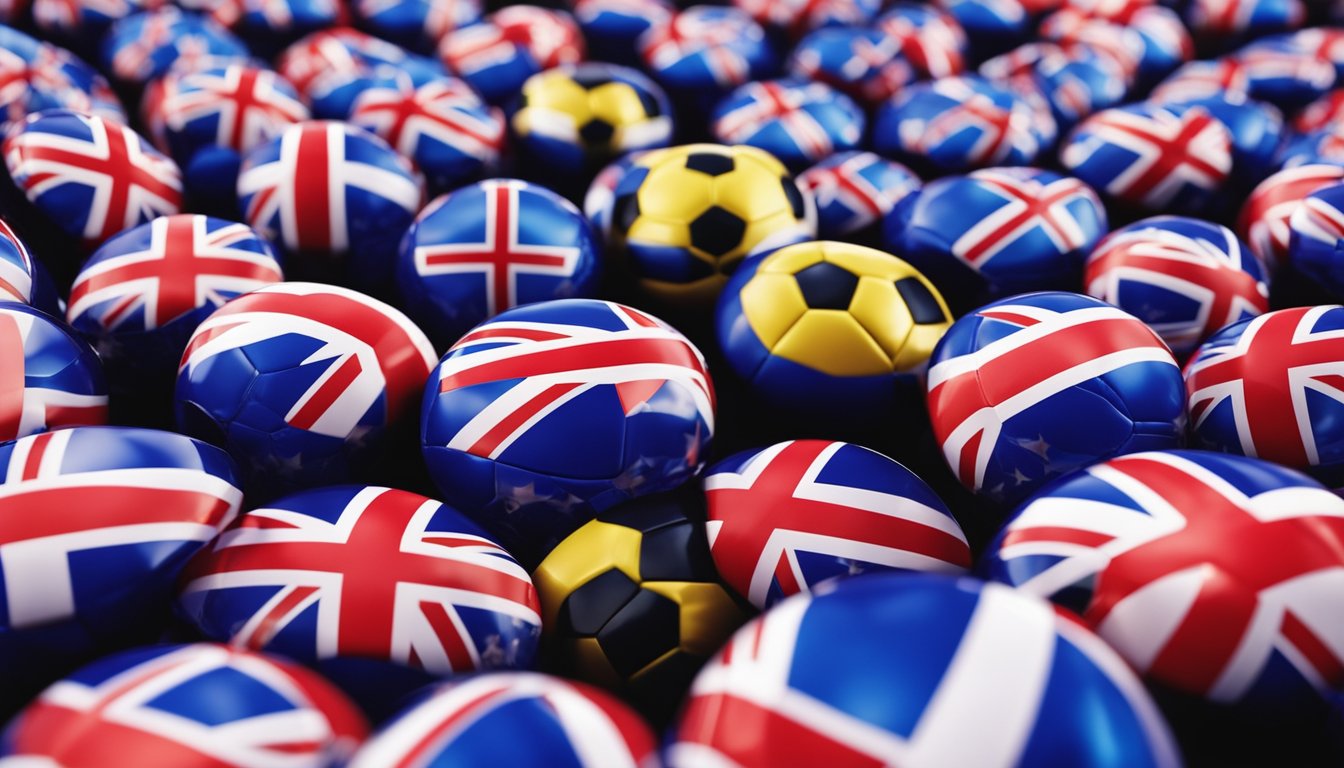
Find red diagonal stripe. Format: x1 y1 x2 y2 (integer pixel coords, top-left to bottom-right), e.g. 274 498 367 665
678 693 885 768
439 336 703 394
287 354 362 430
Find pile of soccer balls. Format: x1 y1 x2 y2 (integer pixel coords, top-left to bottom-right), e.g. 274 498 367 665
1 0 1344 765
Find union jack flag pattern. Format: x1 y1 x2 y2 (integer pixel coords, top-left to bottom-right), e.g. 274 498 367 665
276 27 445 120
979 42 1127 128
0 302 107 442
0 41 125 126
31 0 155 40
875 3 966 79
1062 102 1233 213
438 6 584 105
356 0 480 53
703 440 970 610
236 120 422 288
1035 9 1146 85
1279 128 1344 170
926 291 1184 504
787 26 915 107
733 0 878 41
638 5 774 107
422 299 714 564
669 573 1181 768
985 449 1344 710
142 63 310 167
1 643 367 767
885 167 1106 309
1238 163 1344 271
1295 82 1344 134
872 75 1054 175
3 110 182 250
1150 59 1252 106
176 282 435 494
99 6 250 84
574 0 673 69
1235 36 1337 110
799 150 920 239
1185 305 1344 486
349 76 503 194
1085 216 1268 357
347 672 656 768
178 485 542 678
396 178 599 345
711 78 863 171
935 0 1031 48
1288 181 1344 296
0 426 239 679
0 217 35 305
1186 0 1306 41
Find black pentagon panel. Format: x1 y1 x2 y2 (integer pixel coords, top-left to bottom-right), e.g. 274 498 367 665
690 206 746 258
684 151 735 177
896 277 949 324
597 489 701 532
614 192 640 234
641 521 718 582
580 119 615 147
558 568 640 636
597 589 681 678
782 175 806 219
629 650 708 723
572 70 615 89
796 261 859 310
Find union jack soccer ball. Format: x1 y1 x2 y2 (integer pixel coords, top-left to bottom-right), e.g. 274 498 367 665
437 6 585 106
0 36 125 125
0 643 367 766
731 0 880 41
883 166 1108 313
0 427 241 693
1287 180 1344 298
1278 128 1344 170
926 291 1185 506
798 150 921 242
875 2 967 80
710 78 864 172
872 75 1056 177
175 281 436 498
717 240 952 425
354 0 480 54
984 449 1344 715
574 0 673 69
787 26 917 108
99 6 249 85
347 672 656 767
67 214 284 396
1084 215 1269 358
1185 305 1344 488
668 573 1181 768
979 42 1129 130
0 301 106 442
177 485 542 707
1239 162 1344 271
637 5 777 115
277 27 445 120
1039 3 1191 87
703 439 970 609
396 178 601 349
236 120 422 292
421 298 715 566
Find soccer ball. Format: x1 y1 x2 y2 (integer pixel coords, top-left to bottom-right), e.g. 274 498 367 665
716 240 951 422
532 490 748 722
512 62 672 183
610 143 815 306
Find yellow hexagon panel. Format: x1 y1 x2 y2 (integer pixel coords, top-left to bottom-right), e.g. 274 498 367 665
589 82 652 125
626 216 694 253
637 164 715 224
848 276 912 361
740 271 808 349
774 310 893 376
711 164 792 224
756 241 825 275
821 242 910 279
896 319 952 372
639 273 725 305
731 144 788 176
643 581 746 657
533 520 643 628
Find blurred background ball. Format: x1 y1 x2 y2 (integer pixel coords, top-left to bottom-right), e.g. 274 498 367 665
237 120 422 293
1238 163 1344 272
175 282 436 498
798 150 920 243
512 62 672 190
883 167 1107 314
583 150 652 244
396 178 601 349
978 42 1129 131
872 75 1055 176
609 143 814 307
347 672 656 767
927 292 1185 506
66 214 283 399
438 6 585 106
875 2 967 80
353 0 480 53
984 450 1344 716
574 0 673 69
0 301 107 441
1085 216 1268 358
731 0 879 42
0 643 366 766
532 491 747 723
718 240 951 424
278 27 447 120
177 485 541 708
347 75 503 197
99 7 249 86
787 26 917 108
1185 305 1344 489
637 5 777 116
1287 181 1344 298
668 573 1181 768
421 299 715 566
710 78 863 172
703 439 969 610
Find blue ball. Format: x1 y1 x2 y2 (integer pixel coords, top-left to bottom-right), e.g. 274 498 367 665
396 179 602 348
1288 181 1344 297
669 573 1181 768
927 291 1185 505
0 301 108 441
884 167 1107 311
799 150 920 240
788 25 916 107
638 6 777 115
979 42 1128 130
100 7 249 85
421 298 715 565
711 78 863 171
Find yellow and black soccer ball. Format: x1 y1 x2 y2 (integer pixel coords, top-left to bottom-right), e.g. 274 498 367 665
717 240 952 419
532 491 747 722
512 63 673 175
609 143 816 305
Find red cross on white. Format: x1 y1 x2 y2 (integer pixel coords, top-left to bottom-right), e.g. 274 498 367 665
952 169 1099 268
1238 164 1344 270
641 10 753 87
713 81 845 162
156 64 309 154
350 77 503 162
